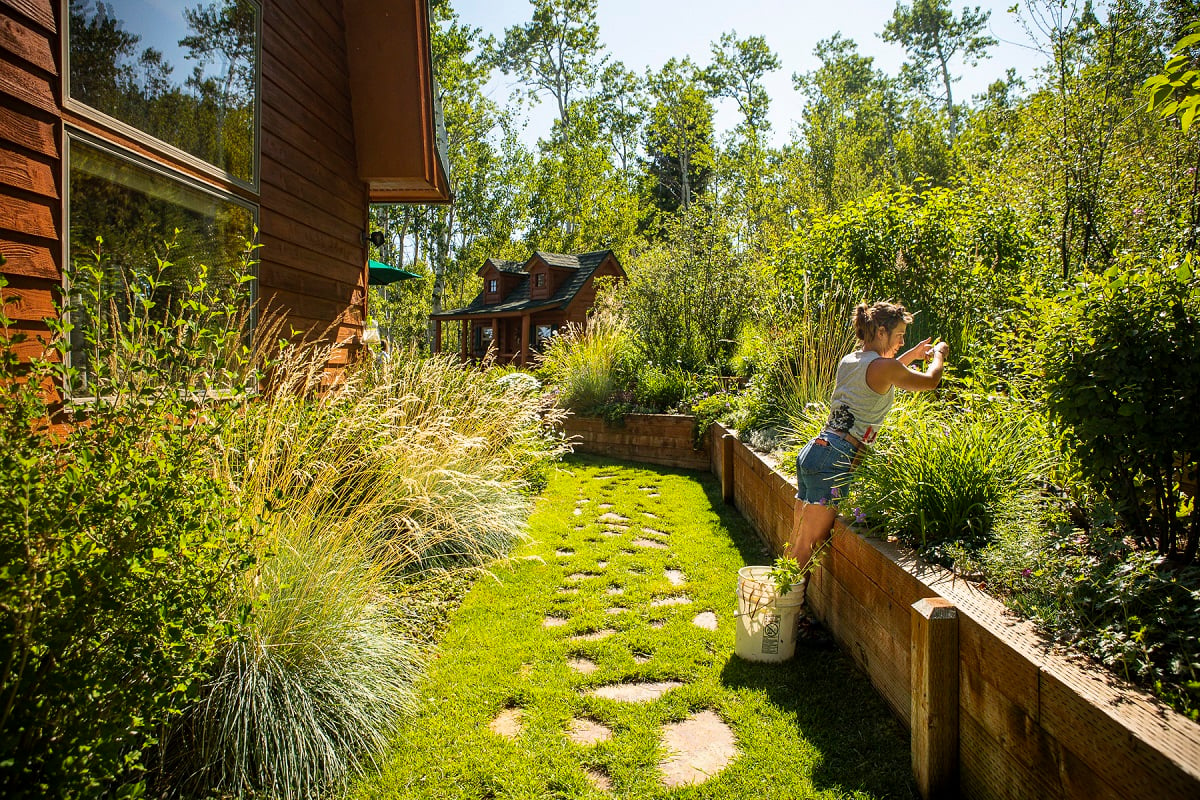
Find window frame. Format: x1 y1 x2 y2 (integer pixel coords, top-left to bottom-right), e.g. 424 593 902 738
62 129 261 399
487 278 498 293
60 0 264 194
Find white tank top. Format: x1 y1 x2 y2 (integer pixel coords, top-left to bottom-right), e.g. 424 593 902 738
826 350 894 444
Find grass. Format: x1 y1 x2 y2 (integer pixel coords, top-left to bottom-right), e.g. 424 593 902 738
350 454 915 800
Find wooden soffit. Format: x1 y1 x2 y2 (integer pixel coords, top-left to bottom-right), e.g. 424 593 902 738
343 0 451 203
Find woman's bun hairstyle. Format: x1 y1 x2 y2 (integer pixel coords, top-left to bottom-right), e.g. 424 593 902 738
854 301 914 343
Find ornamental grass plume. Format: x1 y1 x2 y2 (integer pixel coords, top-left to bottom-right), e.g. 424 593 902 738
170 336 568 798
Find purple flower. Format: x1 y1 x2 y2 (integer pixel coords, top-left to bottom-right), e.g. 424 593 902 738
830 486 840 498
1132 207 1145 216
1021 568 1032 578
853 507 866 524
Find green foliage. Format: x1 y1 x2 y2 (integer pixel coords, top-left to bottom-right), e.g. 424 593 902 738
0 243 257 797
852 397 1056 565
1039 257 1200 562
781 185 1029 379
537 310 639 416
632 362 701 412
688 391 737 447
1144 21 1200 133
623 203 764 371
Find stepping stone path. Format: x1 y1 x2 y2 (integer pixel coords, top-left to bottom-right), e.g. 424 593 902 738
659 710 737 787
489 708 523 740
567 717 612 745
491 466 739 793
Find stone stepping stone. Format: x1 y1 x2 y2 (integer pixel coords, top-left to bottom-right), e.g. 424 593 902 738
599 502 614 509
573 507 582 516
567 717 612 746
566 572 599 581
556 587 580 595
576 498 590 505
648 492 660 498
643 511 659 519
596 560 608 569
650 620 666 629
605 586 624 596
567 657 598 674
633 537 668 550
605 607 627 615
650 594 691 607
639 485 656 491
643 527 668 537
543 615 569 628
598 512 631 523
627 565 647 574
571 629 616 642
600 528 624 537
588 680 682 702
692 611 718 630
633 653 651 664
585 768 612 791
556 548 574 557
658 710 737 787
489 708 523 740
665 569 686 585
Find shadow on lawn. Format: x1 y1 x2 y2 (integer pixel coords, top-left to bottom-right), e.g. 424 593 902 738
719 650 917 799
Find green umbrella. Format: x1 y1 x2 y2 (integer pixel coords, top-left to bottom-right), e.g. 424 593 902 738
368 259 422 285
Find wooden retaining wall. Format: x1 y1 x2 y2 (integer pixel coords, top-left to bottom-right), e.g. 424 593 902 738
560 413 710 471
709 422 1200 800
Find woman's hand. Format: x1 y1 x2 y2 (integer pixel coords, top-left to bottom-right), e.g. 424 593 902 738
898 337 933 366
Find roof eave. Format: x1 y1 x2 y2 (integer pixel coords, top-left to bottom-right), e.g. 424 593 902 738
343 0 451 204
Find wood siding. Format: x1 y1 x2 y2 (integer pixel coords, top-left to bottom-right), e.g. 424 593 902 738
0 0 60 395
259 0 368 346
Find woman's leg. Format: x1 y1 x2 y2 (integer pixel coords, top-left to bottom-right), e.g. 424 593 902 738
791 500 837 570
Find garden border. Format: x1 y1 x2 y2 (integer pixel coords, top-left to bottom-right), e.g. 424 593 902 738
707 421 1200 800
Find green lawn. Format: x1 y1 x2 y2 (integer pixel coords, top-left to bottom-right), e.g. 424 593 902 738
351 454 915 799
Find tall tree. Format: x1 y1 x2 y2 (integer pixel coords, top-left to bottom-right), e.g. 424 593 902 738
490 0 604 130
702 32 781 245
796 34 905 210
882 0 996 142
643 58 715 213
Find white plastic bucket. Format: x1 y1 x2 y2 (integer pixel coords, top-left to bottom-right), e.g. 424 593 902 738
735 566 805 663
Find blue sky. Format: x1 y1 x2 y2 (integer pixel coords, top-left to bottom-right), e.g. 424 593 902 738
449 0 1049 147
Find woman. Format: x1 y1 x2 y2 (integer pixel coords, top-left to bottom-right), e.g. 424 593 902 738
792 301 950 568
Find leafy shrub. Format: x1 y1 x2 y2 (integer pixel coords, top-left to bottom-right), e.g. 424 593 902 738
852 397 1056 566
1038 258 1200 563
633 362 693 411
0 240 257 797
689 391 736 447
780 185 1029 381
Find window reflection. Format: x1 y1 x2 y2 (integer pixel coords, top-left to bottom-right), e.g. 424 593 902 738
67 137 257 390
68 0 259 184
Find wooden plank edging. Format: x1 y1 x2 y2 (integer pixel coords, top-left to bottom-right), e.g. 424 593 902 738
709 423 1200 800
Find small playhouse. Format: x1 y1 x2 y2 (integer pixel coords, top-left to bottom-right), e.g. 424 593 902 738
430 250 626 365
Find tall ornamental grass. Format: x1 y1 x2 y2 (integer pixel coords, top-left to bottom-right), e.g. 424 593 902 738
536 310 636 415
850 397 1056 566
169 340 568 799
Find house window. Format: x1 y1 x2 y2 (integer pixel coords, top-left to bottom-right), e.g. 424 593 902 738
535 273 546 288
535 324 556 351
66 0 262 187
66 135 257 392
488 279 498 293
474 324 494 354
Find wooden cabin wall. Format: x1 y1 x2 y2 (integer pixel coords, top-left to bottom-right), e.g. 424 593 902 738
259 0 368 365
0 0 372 377
0 0 62 374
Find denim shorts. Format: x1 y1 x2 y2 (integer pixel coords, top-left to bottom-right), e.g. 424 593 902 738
795 432 857 504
